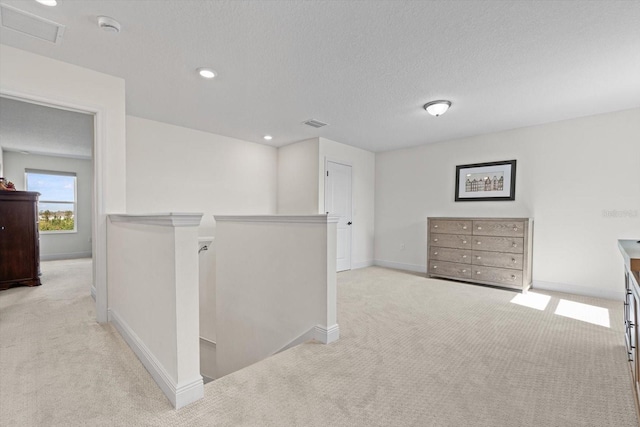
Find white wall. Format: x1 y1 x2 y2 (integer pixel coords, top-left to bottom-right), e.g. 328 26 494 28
3 151 93 260
276 137 376 269
277 138 319 214
126 116 277 235
107 214 203 409
214 215 338 378
0 147 4 177
375 108 640 300
319 137 376 269
0 44 127 322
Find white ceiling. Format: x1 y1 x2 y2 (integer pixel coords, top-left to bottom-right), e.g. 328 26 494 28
0 0 638 152
0 97 93 158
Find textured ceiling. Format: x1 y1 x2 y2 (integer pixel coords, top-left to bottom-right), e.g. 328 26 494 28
0 97 93 158
0 0 638 152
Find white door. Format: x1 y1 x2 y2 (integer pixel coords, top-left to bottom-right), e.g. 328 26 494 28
325 161 352 272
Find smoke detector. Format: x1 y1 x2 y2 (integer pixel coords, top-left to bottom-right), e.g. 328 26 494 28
97 16 120 33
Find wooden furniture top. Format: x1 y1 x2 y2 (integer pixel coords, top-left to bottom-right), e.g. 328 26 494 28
619 240 640 272
0 191 40 201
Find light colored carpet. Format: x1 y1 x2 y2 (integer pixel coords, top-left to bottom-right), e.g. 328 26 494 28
0 260 637 426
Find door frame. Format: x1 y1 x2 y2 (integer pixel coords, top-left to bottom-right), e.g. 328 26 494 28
0 89 108 322
323 157 353 271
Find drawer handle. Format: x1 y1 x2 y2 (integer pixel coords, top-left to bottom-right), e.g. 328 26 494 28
434 251 438 255
512 258 517 263
476 256 482 260
433 265 438 269
512 242 517 248
476 271 481 275
462 226 467 230
463 240 467 244
462 269 467 273
513 227 518 232
477 241 482 245
477 226 482 230
434 225 438 228
511 275 516 280
462 255 467 258
434 238 438 242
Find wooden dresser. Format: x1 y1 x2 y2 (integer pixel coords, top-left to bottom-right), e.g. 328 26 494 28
427 217 533 292
619 239 640 409
0 191 42 290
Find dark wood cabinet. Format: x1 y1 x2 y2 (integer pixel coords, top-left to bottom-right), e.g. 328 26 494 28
0 191 41 290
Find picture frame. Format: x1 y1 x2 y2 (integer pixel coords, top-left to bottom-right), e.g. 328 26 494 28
455 160 516 202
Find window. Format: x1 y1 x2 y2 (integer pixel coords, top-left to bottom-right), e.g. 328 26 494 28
26 170 77 233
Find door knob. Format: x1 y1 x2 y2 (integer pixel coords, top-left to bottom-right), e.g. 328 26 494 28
347 221 352 225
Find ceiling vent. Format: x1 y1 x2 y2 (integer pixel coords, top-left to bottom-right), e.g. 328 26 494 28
303 119 328 128
0 4 65 44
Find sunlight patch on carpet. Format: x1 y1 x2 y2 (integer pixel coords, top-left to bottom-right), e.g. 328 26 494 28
510 292 551 311
554 299 610 328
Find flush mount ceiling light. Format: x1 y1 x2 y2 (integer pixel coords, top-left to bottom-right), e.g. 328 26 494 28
35 0 57 6
97 16 120 33
423 100 452 117
197 68 216 79
263 135 273 141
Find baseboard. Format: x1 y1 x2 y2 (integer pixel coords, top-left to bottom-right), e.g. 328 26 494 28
276 327 317 354
314 324 340 344
374 259 426 274
199 338 217 381
351 260 374 270
174 377 204 409
41 252 92 261
533 280 623 302
108 309 204 409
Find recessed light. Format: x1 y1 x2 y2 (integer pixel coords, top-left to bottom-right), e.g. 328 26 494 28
197 68 216 79
263 135 273 141
424 100 452 117
35 0 57 6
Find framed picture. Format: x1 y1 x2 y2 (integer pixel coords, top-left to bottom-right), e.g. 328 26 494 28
455 160 516 201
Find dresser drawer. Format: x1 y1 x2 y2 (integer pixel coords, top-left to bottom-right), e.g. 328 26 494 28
472 250 523 270
429 260 472 279
430 233 472 250
472 265 523 288
472 236 524 253
430 219 472 235
473 220 525 237
429 247 472 264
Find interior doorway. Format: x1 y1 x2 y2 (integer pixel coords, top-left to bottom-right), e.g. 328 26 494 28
0 95 98 313
325 160 352 272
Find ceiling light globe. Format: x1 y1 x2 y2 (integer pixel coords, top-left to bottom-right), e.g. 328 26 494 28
197 68 216 79
263 135 273 141
424 100 452 117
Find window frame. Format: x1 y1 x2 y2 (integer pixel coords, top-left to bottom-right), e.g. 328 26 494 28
25 169 78 234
